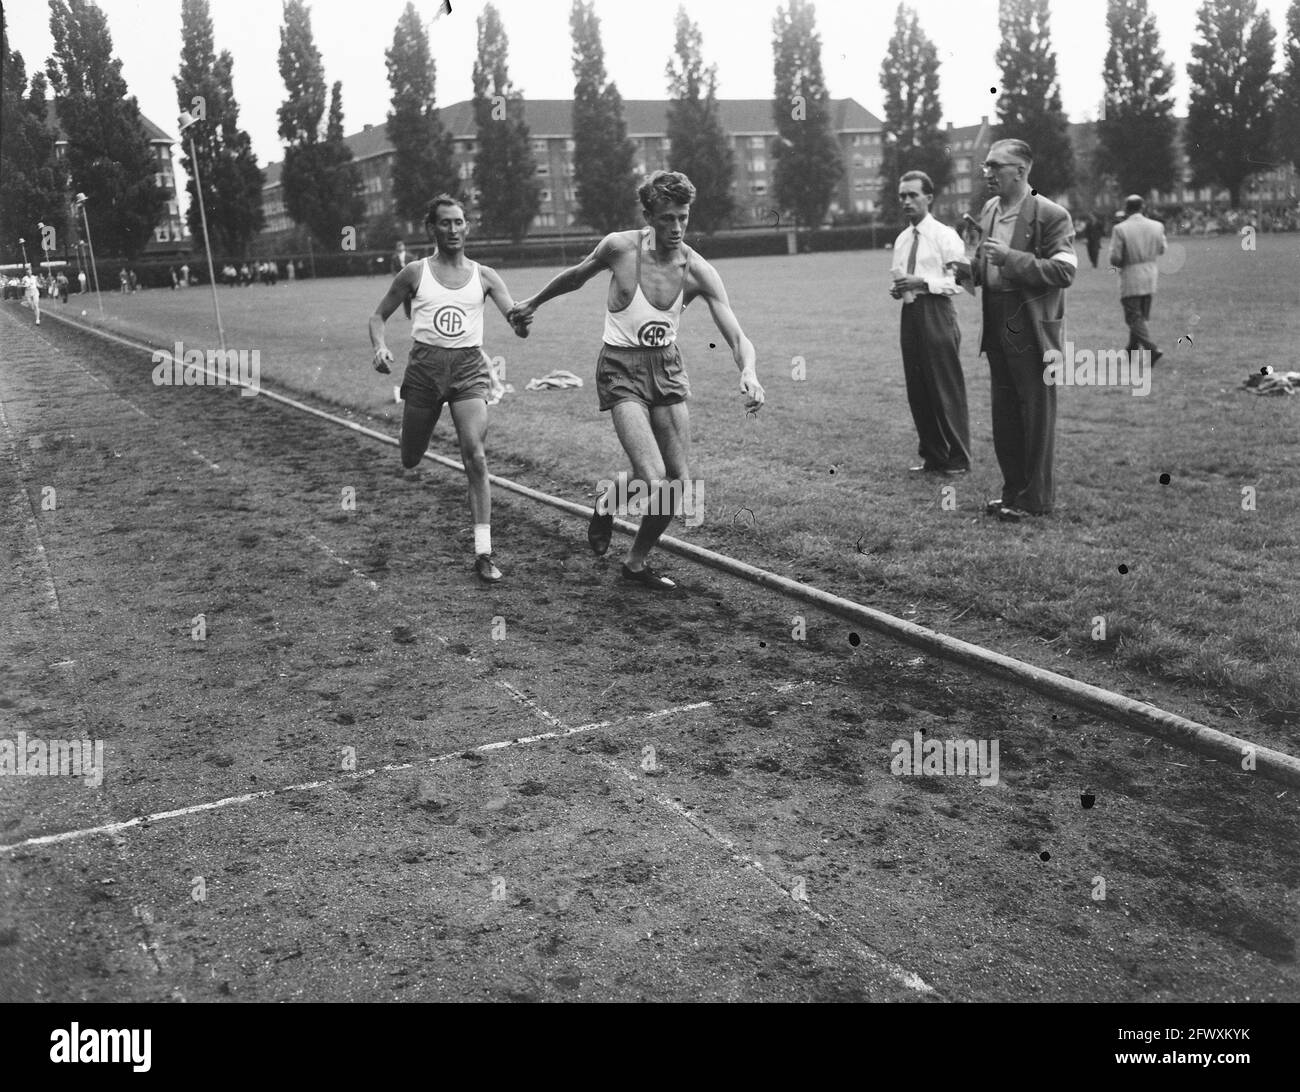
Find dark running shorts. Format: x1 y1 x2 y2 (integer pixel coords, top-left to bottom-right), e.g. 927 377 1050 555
596 342 690 412
399 342 491 408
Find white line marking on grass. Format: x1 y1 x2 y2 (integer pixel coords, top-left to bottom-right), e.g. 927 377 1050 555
590 754 936 996
0 402 64 624
0 701 715 855
188 447 221 472
495 679 936 996
305 532 379 591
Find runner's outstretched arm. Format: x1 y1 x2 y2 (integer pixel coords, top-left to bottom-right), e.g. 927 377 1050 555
368 264 420 373
509 235 618 324
480 266 532 338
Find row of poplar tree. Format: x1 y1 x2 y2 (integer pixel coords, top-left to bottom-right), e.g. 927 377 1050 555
4 0 1299 263
881 0 1300 224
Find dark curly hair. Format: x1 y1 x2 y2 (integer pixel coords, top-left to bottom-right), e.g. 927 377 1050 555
638 170 696 215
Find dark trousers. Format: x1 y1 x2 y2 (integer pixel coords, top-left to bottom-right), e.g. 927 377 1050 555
1121 294 1157 353
984 292 1056 514
900 294 970 470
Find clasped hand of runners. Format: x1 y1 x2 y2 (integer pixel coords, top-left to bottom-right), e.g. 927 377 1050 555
741 371 765 415
507 302 535 339
372 346 394 374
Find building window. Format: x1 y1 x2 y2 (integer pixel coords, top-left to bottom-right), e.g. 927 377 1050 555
750 181 767 195
852 154 865 169
749 156 766 173
532 139 547 155
565 139 575 153
540 189 552 203
536 163 550 176
534 213 556 228
154 226 169 242
749 136 764 150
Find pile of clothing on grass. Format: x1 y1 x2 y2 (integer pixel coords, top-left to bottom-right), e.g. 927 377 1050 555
1241 366 1300 395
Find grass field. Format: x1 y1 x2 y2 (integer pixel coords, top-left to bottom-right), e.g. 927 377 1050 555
46 232 1300 733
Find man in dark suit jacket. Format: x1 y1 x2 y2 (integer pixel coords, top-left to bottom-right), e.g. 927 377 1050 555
966 138 1077 521
1084 214 1104 269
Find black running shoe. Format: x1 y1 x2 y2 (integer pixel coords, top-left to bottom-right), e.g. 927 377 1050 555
474 553 502 583
588 505 614 555
621 563 676 591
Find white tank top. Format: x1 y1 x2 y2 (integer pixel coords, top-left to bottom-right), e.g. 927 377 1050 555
603 230 689 348
410 258 485 348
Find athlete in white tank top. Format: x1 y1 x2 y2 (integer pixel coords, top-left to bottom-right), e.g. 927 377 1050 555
508 171 765 592
602 229 689 349
410 258 486 348
368 196 532 585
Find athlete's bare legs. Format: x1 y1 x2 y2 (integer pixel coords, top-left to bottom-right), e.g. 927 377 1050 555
611 400 690 571
399 401 442 469
449 398 492 526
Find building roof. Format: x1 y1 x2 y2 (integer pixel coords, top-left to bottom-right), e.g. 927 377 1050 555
45 100 174 144
262 97 883 187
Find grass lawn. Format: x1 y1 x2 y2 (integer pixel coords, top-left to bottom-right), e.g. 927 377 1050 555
38 232 1300 731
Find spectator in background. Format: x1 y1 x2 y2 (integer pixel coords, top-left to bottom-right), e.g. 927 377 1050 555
119 267 129 293
1084 214 1104 269
966 138 1077 523
889 169 971 477
392 239 409 273
1109 193 1166 367
180 262 190 286
56 271 69 302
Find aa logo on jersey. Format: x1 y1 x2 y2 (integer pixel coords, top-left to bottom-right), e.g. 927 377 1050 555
433 305 467 338
638 321 671 348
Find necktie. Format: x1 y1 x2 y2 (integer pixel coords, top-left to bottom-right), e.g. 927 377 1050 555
906 228 920 275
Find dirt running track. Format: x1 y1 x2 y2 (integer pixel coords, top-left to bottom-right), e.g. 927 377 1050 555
1 304 1297 1003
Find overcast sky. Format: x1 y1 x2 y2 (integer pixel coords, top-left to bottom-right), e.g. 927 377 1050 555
6 0 1294 172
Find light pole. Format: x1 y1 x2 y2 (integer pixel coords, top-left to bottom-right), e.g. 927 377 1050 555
178 109 226 352
72 193 104 315
36 222 52 285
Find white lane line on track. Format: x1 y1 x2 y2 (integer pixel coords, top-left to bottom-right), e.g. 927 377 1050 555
304 532 379 592
0 401 64 624
495 680 937 996
0 700 725 855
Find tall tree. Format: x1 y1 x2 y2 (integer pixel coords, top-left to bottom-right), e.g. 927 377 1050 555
1272 0 1300 169
277 0 362 247
174 0 264 258
877 3 951 225
1187 0 1277 208
569 0 636 233
664 6 736 234
386 1 458 233
993 0 1074 198
1 28 67 264
771 0 844 229
1096 0 1178 199
45 0 165 259
472 2 540 241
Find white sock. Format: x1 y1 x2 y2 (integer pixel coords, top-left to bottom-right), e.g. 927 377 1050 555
474 523 491 556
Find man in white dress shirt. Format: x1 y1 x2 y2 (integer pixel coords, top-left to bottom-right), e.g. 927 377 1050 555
890 171 970 475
